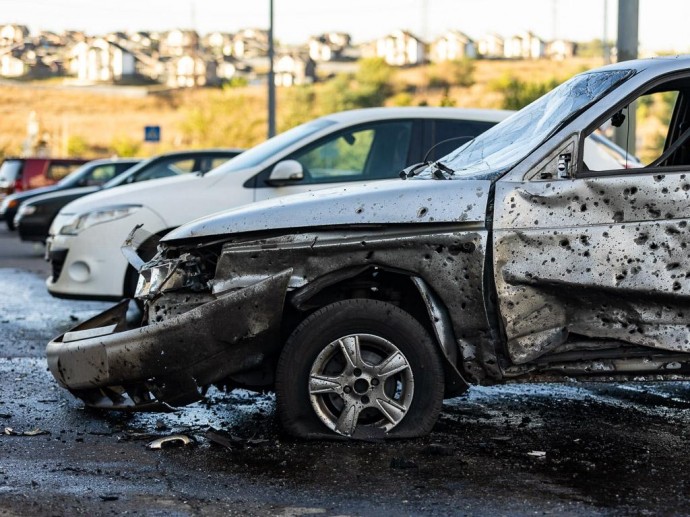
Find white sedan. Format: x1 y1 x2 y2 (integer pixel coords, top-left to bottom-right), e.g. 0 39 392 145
46 107 510 300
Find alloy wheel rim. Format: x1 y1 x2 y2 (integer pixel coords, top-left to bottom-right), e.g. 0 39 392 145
308 333 414 437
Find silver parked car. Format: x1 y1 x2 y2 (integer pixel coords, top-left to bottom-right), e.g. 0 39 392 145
48 57 690 440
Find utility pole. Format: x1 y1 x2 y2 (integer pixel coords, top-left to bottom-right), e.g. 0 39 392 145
603 0 611 64
614 0 638 153
267 0 276 138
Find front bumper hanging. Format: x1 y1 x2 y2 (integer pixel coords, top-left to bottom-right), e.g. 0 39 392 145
46 270 292 410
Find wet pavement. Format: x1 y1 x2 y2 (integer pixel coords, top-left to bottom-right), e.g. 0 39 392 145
2 226 690 516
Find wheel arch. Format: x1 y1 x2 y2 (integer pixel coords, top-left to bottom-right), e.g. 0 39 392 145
289 266 470 397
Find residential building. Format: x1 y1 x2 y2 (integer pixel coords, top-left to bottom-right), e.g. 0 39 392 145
308 32 351 62
477 34 505 58
0 24 29 46
275 53 316 86
376 30 425 66
430 30 476 62
505 31 546 59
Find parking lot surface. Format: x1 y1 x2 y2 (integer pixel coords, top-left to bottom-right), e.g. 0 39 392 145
2 225 690 516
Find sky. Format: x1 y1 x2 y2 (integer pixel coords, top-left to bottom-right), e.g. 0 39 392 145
1 0 688 52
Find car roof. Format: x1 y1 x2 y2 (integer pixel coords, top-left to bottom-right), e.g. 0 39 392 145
587 55 690 76
81 158 141 166
318 107 512 125
143 148 244 158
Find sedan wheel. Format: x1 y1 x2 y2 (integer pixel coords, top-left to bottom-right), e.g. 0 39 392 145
276 299 444 439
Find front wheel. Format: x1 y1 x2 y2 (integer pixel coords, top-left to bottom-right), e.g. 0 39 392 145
275 299 445 439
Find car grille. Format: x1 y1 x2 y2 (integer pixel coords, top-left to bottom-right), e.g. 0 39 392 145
50 249 68 282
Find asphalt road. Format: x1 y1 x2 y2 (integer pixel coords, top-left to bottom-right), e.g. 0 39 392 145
2 225 690 516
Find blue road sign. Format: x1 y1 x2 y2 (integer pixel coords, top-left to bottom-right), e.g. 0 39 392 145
144 125 161 142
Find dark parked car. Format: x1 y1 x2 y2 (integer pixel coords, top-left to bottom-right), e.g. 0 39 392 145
0 158 139 230
0 157 88 198
13 149 242 242
48 57 690 440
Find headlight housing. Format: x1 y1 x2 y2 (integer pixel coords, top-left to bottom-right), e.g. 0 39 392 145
0 197 17 214
59 205 142 235
17 204 38 217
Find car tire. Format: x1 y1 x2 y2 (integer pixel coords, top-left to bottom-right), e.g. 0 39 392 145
275 298 444 440
6 219 15 231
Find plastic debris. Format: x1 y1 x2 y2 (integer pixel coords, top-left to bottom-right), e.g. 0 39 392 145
147 434 193 449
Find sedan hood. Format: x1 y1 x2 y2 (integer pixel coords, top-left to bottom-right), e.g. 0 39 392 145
163 179 491 242
6 185 61 203
25 186 100 206
60 174 201 215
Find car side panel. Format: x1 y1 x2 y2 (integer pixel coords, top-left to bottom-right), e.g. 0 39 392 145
493 172 690 365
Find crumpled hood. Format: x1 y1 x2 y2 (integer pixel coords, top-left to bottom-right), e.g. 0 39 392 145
163 178 491 242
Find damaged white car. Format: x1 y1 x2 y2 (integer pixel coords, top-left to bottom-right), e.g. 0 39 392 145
48 57 690 439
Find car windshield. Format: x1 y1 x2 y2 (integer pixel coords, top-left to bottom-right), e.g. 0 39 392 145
207 118 337 175
0 160 22 185
417 69 633 181
102 157 157 189
56 162 95 187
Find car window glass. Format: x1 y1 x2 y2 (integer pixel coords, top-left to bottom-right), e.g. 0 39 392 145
133 157 195 182
47 163 81 181
287 121 413 184
210 157 232 170
208 119 335 175
583 90 680 172
0 160 22 184
198 156 233 173
418 69 632 181
427 120 494 161
84 165 118 185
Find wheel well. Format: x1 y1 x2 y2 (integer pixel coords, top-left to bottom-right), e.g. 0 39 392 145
285 268 434 346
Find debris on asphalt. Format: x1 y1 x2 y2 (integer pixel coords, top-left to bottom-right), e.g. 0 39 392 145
22 428 49 436
206 427 243 450
147 434 194 449
99 494 120 502
3 427 49 436
527 450 547 458
118 432 162 442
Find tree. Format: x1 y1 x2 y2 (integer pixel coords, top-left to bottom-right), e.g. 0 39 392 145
428 58 475 89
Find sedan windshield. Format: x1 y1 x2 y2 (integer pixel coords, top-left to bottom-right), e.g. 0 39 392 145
420 69 633 181
207 118 337 175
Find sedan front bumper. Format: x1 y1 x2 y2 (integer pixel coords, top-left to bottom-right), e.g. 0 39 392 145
47 270 291 410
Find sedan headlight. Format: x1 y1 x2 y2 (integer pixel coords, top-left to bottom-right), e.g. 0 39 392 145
0 197 17 214
59 205 142 236
17 204 38 217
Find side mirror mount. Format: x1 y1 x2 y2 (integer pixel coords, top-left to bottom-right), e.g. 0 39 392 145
266 160 304 186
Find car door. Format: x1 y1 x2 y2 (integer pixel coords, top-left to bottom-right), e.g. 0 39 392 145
252 119 420 201
492 78 690 366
